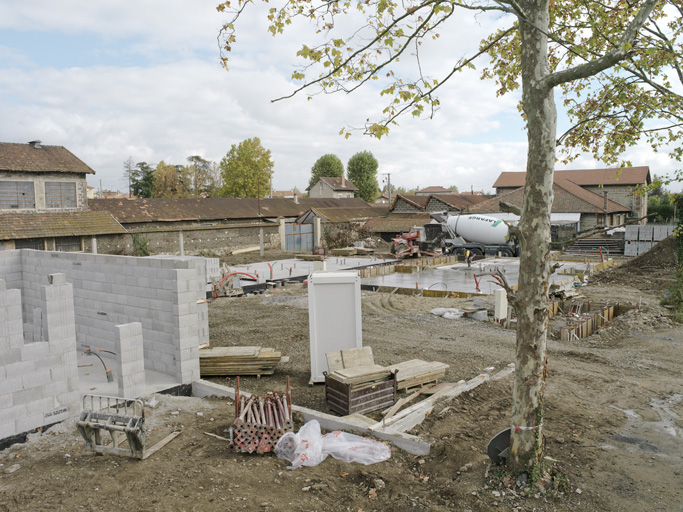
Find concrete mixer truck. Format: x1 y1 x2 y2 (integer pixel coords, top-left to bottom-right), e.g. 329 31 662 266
390 213 519 258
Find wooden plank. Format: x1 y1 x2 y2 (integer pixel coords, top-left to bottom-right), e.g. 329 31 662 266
326 351 344 373
231 245 260 255
341 346 375 368
199 346 261 358
382 389 423 420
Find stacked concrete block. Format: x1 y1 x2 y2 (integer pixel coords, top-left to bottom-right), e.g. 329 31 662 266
115 322 146 399
0 275 79 441
625 226 638 242
638 225 654 242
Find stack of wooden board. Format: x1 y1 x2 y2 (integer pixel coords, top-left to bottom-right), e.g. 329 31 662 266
386 359 449 391
199 346 285 376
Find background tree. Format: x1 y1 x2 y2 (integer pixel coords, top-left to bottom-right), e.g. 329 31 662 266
122 156 135 196
347 151 380 202
130 162 155 198
220 0 665 472
448 185 459 193
648 177 676 223
309 154 344 188
219 137 274 198
153 161 190 198
186 155 214 196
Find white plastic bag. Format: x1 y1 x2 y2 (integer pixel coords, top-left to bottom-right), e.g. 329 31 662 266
431 307 463 319
274 420 327 469
321 430 392 465
275 420 391 469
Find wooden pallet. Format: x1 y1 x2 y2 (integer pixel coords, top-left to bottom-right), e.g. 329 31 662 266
199 346 285 376
386 359 449 391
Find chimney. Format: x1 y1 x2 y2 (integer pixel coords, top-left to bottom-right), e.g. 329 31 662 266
341 175 346 187
28 140 42 148
293 191 299 204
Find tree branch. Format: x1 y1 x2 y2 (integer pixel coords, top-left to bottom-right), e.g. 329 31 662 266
542 0 660 89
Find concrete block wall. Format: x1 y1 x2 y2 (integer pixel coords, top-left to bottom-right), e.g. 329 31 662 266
115 322 146 399
0 276 80 440
0 250 203 385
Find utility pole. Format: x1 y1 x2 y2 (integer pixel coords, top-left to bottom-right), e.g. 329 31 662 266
383 173 392 203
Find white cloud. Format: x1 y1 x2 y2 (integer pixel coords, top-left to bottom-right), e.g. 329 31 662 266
0 0 678 196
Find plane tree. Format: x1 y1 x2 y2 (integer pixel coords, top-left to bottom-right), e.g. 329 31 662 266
218 0 669 472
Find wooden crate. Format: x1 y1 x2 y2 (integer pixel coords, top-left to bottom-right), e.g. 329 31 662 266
324 372 397 416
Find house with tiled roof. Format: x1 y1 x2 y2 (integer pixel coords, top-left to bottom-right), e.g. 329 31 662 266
0 140 94 213
470 178 632 231
0 141 127 251
307 176 358 199
493 167 650 222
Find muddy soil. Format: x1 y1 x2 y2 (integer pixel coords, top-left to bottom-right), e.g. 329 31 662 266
1 250 682 512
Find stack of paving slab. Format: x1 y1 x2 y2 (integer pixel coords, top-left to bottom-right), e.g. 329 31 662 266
624 225 675 257
198 346 284 376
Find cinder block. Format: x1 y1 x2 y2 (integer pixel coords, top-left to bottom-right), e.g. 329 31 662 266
15 413 44 434
6 360 36 379
14 386 45 406
0 393 13 409
22 368 52 389
0 421 15 440
56 390 80 407
21 341 50 361
3 404 28 422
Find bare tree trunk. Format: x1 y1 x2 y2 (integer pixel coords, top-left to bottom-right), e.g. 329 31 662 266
510 1 556 470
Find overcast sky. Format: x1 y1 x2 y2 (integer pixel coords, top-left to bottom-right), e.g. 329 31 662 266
0 0 680 195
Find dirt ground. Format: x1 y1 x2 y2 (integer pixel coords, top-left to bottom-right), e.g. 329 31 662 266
1 246 682 512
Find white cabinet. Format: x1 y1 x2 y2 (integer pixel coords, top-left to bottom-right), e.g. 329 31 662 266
308 271 362 384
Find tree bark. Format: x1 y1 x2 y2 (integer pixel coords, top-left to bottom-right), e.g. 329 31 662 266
509 1 556 470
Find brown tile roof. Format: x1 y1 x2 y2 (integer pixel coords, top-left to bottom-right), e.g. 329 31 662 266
469 180 631 214
429 193 490 210
0 142 95 174
0 211 126 240
390 194 430 210
364 214 432 233
304 206 388 223
493 167 651 188
416 186 451 194
298 197 370 209
89 198 307 223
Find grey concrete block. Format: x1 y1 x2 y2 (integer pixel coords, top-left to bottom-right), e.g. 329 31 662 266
3 404 28 422
1 376 23 394
20 341 50 361
0 421 15 440
15 413 44 434
6 360 36 379
22 368 52 389
14 386 46 406
0 393 13 409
